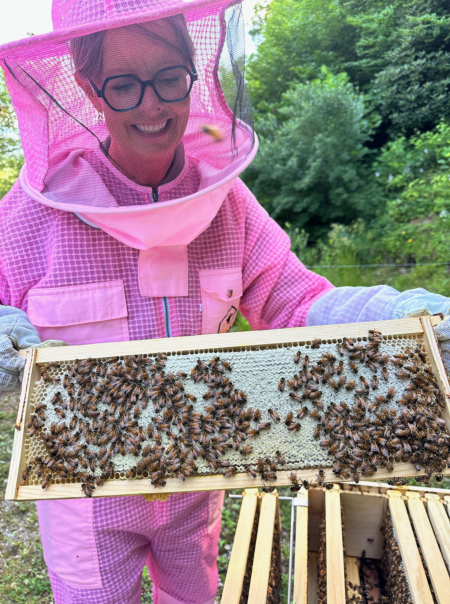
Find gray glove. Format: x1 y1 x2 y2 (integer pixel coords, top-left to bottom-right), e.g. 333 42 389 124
0 306 66 393
434 317 450 374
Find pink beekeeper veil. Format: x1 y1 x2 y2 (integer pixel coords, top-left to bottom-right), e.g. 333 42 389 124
0 0 257 257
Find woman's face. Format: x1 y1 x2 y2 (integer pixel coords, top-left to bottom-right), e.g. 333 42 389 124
93 21 191 163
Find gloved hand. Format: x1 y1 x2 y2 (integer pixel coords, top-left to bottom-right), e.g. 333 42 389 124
0 306 66 393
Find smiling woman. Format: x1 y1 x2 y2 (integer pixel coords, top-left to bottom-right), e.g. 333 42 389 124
70 17 197 186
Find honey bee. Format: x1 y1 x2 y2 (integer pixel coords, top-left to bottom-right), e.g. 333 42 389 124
268 408 280 422
345 380 356 391
287 422 301 432
285 412 293 426
278 378 286 392
297 406 309 420
311 338 322 349
349 362 358 374
386 387 396 400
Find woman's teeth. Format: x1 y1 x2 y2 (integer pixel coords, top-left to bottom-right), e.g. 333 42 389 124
134 121 168 133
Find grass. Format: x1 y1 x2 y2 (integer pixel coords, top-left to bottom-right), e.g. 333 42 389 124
0 403 53 603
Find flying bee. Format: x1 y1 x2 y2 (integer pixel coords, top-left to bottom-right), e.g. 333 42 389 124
268 408 280 422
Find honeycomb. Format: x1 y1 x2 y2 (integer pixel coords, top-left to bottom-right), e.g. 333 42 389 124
22 332 444 491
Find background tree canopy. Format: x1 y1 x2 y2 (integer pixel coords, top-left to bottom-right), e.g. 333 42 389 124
243 0 450 247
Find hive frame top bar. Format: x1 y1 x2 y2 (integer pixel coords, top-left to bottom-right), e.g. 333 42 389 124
22 317 443 364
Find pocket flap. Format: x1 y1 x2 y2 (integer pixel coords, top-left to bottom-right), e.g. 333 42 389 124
199 267 243 302
28 280 128 327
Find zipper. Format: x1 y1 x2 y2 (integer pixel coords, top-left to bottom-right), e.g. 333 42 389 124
162 297 172 338
151 187 159 203
151 185 171 337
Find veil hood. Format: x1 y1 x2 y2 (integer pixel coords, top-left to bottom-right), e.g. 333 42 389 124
0 0 256 250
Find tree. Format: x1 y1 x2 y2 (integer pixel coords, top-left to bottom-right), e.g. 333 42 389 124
248 0 450 140
0 71 23 199
243 68 383 240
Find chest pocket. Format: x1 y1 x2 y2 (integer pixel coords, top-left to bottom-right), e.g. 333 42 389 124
27 279 129 346
199 268 243 335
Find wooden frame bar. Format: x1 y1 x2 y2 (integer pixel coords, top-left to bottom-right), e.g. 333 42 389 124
307 552 318 604
406 491 450 603
220 489 259 604
293 488 309 604
346 556 361 601
247 490 278 604
424 493 450 572
387 490 434 604
420 316 450 432
325 485 346 604
8 316 450 501
5 348 37 501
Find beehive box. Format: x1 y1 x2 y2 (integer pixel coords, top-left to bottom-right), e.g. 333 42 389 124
6 316 450 501
221 482 450 604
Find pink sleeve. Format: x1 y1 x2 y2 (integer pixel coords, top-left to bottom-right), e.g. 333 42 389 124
238 181 334 330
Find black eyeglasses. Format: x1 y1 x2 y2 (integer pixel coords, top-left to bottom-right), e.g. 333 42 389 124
90 63 198 112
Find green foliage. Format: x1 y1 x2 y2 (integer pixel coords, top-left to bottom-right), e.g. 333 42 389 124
249 0 450 138
0 70 23 199
243 68 382 239
247 0 352 112
295 120 450 296
344 0 450 137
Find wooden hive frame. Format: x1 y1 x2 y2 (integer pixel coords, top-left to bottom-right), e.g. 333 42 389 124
6 316 450 502
221 481 450 604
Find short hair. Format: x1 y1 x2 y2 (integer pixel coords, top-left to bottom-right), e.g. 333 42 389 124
70 14 196 83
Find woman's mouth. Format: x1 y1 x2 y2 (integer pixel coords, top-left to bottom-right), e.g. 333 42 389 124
132 119 171 136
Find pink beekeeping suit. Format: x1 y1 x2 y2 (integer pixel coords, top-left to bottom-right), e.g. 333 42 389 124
0 0 333 602
0 157 332 604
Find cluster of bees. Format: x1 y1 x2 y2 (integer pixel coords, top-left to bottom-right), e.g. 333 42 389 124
280 330 450 490
24 353 276 496
382 510 412 604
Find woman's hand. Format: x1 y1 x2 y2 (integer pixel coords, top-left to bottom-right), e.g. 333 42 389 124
0 306 66 393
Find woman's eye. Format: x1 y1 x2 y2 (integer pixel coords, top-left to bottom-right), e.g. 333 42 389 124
160 77 179 85
112 84 134 93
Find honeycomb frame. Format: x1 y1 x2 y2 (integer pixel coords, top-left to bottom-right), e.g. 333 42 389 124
6 316 450 501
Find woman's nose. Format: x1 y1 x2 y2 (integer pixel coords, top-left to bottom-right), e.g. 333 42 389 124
140 83 164 111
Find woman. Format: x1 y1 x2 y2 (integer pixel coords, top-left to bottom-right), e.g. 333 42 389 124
1 1 449 603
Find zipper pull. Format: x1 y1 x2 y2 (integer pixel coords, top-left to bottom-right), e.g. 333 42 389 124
151 187 159 203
